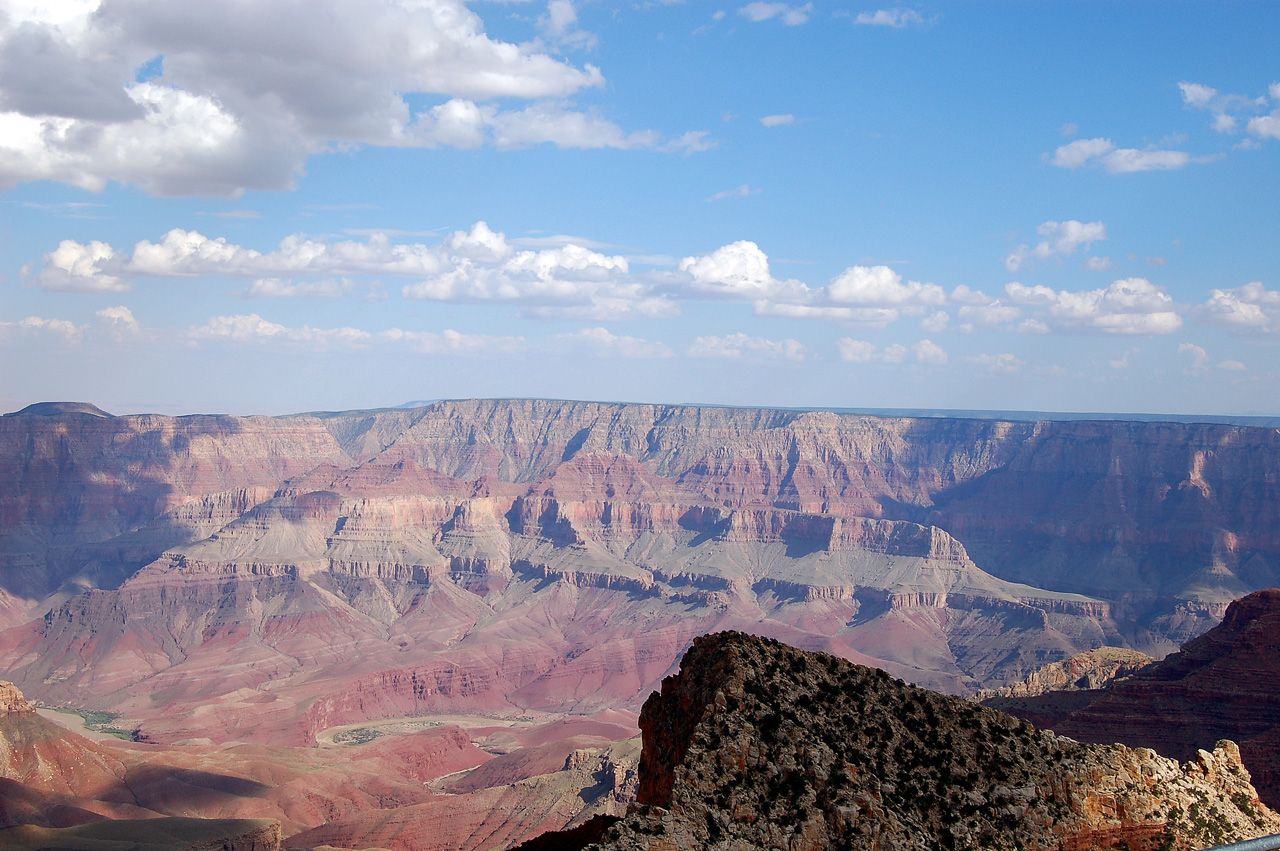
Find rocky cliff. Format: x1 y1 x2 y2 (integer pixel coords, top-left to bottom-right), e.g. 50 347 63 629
590 632 1280 851
999 589 1280 809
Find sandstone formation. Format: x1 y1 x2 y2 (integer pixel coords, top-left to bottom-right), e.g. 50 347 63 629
591 632 1280 851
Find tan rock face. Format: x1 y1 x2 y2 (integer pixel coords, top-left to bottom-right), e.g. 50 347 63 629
0 682 32 714
596 632 1280 851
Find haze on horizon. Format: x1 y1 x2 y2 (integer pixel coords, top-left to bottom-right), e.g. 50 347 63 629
1 1 1277 417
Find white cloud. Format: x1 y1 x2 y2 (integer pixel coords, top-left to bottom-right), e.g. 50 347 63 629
738 2 812 24
754 302 899 326
957 303 1021 327
836 337 944 365
1004 220 1107 272
760 114 794 127
920 310 949 333
538 0 597 50
1 315 82 339
678 241 807 300
837 338 877 362
1048 137 1192 173
1005 278 1182 335
1177 342 1209 374
33 239 124 292
242 278 355 298
688 332 804 360
853 8 925 27
968 353 1023 373
1083 256 1113 272
828 265 945 308
1178 82 1217 109
914 339 947 365
707 184 761 202
874 344 904 363
1050 137 1115 169
557 327 673 358
1195 281 1280 334
186 314 523 353
1217 360 1246 371
1 305 142 344
0 0 714 196
1181 80 1280 141
33 222 676 320
1109 348 1137 369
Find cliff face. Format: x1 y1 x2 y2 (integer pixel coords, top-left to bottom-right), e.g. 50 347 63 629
1038 589 1280 808
595 632 1280 851
3 400 1280 744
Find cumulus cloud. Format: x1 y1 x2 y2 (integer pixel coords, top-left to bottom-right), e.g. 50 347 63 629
538 0 597 51
968 353 1023 373
1005 277 1182 335
0 1 706 196
557 327 673 358
187 313 523 353
1048 137 1191 173
32 222 677 320
33 239 125 292
828 265 945 308
242 278 357 299
688 332 804 360
853 8 925 27
1004 220 1107 272
1180 80 1280 142
760 114 794 127
707 184 761 202
1177 342 1209 374
678 241 808 300
738 2 813 25
1195 281 1280 334
837 337 945 365
0 305 141 343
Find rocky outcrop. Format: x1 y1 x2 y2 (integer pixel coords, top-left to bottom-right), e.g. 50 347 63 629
977 646 1155 700
594 632 1280 851
1021 589 1280 808
0 682 32 714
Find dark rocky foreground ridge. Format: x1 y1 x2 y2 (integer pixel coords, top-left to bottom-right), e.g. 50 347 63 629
586 632 1280 851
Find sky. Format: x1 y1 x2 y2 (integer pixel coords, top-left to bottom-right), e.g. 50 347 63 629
1 1 1278 417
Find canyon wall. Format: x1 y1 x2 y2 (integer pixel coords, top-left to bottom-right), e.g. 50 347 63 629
2 400 1279 744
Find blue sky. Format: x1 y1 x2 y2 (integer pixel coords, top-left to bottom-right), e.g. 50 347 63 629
1 1 1278 416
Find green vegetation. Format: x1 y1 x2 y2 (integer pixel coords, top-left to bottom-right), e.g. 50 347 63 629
64 708 140 741
332 727 384 745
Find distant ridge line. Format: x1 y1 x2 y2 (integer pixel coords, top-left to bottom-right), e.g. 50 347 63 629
3 399 1277 428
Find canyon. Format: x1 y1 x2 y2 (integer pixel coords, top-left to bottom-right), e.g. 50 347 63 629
2 398 1280 848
